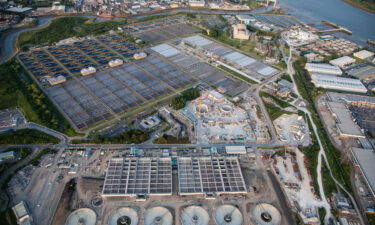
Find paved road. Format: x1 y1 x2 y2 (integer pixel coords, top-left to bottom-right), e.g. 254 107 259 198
267 170 296 225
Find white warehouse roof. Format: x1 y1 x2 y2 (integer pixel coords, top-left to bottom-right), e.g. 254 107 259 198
329 56 356 67
311 74 367 93
353 50 374 60
225 146 246 154
183 35 213 47
305 63 342 75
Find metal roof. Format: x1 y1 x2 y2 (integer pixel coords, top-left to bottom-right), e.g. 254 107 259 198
351 148 375 197
151 44 180 57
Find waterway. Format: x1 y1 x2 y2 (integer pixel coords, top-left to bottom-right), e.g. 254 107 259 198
282 0 375 43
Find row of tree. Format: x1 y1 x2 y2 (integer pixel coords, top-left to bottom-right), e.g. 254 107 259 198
170 87 200 110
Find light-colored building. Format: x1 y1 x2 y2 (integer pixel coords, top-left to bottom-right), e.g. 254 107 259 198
80 67 96 76
232 24 251 40
305 63 342 75
353 50 374 60
47 75 66 85
133 52 147 60
329 56 356 68
347 64 375 80
12 201 33 224
225 146 246 155
108 59 123 67
236 15 256 25
311 74 367 93
188 0 205 7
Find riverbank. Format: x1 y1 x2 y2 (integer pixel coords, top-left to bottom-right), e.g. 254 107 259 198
342 0 375 14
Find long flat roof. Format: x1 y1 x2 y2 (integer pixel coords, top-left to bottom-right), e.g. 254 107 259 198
326 101 364 138
102 157 172 196
311 74 367 93
351 148 375 197
347 64 375 80
178 156 247 195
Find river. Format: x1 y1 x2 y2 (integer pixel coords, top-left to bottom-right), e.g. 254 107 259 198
282 0 375 43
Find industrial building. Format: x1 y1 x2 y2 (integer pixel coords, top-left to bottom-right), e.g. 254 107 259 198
351 148 375 198
325 101 365 138
310 74 367 93
329 56 356 68
236 15 256 25
353 50 374 60
347 64 375 80
12 201 33 225
225 146 247 155
102 157 172 196
232 24 251 40
178 156 247 196
305 63 342 75
0 151 15 164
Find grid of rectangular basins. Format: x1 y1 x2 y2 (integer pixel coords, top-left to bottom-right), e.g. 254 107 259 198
47 45 96 75
73 39 121 66
19 50 68 80
43 55 195 129
46 80 112 129
96 34 137 58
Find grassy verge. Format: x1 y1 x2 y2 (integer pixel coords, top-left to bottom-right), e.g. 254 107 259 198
73 129 149 144
293 57 352 195
153 134 190 144
218 65 257 84
342 0 375 14
263 101 292 121
0 129 60 144
260 91 292 108
0 60 79 136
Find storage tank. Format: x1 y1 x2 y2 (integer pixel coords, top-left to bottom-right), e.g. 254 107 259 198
181 205 209 225
252 204 281 225
109 207 138 225
80 67 96 76
144 207 173 225
65 208 96 225
214 205 243 225
108 59 124 67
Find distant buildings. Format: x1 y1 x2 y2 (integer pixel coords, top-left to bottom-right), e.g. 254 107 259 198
232 24 251 40
235 15 256 25
353 50 374 60
188 0 205 7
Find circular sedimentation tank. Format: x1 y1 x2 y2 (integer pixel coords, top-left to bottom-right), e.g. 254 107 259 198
144 207 173 225
196 104 209 114
214 205 243 225
252 204 281 225
220 105 233 113
181 206 209 225
65 208 96 225
109 207 139 225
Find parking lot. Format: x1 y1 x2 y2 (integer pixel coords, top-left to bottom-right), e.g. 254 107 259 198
123 16 198 43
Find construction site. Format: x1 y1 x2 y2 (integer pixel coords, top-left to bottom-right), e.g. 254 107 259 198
181 90 256 144
6 147 297 225
273 114 310 146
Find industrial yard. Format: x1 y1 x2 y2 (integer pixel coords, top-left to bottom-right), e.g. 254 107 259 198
7 147 295 225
